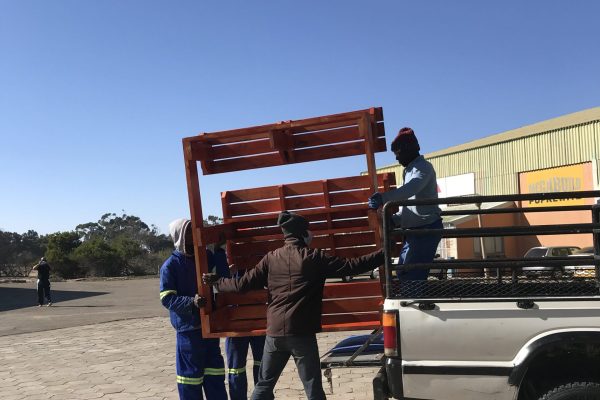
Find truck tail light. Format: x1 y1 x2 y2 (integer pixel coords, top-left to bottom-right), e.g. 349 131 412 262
382 310 399 357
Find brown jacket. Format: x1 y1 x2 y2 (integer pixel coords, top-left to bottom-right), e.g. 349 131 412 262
215 237 384 336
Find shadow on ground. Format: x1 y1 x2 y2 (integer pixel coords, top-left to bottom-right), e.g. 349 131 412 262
0 286 109 312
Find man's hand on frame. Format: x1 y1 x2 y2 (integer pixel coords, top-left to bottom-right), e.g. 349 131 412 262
202 273 219 286
368 192 383 209
193 294 206 308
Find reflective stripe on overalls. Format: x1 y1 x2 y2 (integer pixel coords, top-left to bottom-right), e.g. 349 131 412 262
176 331 227 400
226 336 265 400
160 290 177 300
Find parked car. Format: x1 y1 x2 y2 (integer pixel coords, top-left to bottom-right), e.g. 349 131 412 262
522 246 580 278
564 246 596 278
571 246 594 255
385 256 448 280
341 268 379 282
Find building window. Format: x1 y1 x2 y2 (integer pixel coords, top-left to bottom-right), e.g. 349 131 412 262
474 237 505 259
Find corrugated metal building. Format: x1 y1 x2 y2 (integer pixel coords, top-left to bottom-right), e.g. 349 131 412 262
378 107 600 195
376 107 600 259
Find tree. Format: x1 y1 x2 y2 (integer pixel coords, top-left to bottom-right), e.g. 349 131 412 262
75 213 173 276
76 213 152 242
46 231 81 279
0 231 20 276
0 230 46 276
204 215 223 226
73 238 123 277
112 235 146 275
76 213 171 253
141 224 171 253
2 213 177 278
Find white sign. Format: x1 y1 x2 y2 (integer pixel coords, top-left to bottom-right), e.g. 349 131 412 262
437 173 475 200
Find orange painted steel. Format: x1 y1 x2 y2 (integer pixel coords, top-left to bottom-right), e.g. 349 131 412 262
182 107 394 338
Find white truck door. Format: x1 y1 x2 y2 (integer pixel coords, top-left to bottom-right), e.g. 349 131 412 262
390 298 600 400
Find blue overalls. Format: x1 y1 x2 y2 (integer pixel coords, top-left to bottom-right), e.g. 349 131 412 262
160 250 227 400
209 247 266 400
225 336 265 400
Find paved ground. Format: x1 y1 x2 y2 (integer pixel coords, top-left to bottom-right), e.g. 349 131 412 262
0 279 380 399
0 278 167 336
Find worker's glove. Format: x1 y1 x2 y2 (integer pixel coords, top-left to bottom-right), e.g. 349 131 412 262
202 273 219 286
368 192 383 209
193 294 206 308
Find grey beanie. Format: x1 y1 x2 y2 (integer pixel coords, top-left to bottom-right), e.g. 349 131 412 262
277 211 309 238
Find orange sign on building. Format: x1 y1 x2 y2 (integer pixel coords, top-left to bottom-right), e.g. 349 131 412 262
519 162 594 206
517 162 594 252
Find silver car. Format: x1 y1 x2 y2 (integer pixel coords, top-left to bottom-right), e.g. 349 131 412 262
564 246 596 278
522 246 580 278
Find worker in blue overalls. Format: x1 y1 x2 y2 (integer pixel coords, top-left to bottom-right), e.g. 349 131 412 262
208 233 266 400
160 218 227 400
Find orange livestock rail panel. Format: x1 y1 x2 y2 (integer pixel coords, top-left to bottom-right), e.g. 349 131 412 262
181 107 395 338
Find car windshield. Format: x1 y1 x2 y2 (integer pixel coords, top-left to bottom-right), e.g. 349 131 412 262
524 248 546 258
551 247 578 256
573 246 594 255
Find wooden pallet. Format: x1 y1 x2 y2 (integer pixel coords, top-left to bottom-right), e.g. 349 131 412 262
182 107 394 337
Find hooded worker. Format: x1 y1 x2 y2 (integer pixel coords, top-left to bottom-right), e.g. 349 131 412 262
159 218 227 400
368 127 442 280
203 211 384 400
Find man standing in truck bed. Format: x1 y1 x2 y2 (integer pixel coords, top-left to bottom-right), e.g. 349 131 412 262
368 127 442 281
203 211 384 400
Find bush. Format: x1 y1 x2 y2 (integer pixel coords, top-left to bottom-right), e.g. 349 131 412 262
73 239 124 277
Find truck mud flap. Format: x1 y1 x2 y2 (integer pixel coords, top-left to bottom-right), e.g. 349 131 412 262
373 366 389 400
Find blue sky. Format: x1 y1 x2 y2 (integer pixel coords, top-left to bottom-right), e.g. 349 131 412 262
1 0 599 235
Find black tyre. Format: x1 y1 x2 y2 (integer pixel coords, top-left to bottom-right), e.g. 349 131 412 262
539 382 600 400
341 275 352 283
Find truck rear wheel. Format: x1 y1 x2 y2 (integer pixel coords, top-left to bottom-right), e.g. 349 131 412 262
538 382 600 399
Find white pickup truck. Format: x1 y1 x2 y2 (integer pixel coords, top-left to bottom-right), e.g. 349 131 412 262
371 191 600 400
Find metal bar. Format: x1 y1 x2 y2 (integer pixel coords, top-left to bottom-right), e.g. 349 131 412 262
381 191 600 302
394 257 598 271
441 205 594 216
419 256 592 265
400 296 600 305
385 190 600 207
593 204 600 286
382 202 394 299
344 327 383 366
391 223 600 238
415 256 591 265
475 202 488 278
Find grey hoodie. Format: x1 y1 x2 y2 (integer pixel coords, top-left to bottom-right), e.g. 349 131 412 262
169 218 191 255
160 218 200 332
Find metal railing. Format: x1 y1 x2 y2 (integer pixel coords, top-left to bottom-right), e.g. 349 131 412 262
382 191 600 301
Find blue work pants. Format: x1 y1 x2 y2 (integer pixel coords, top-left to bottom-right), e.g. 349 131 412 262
176 330 227 400
397 219 443 281
226 336 265 400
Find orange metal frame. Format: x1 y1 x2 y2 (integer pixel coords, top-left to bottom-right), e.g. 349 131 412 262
182 107 394 338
